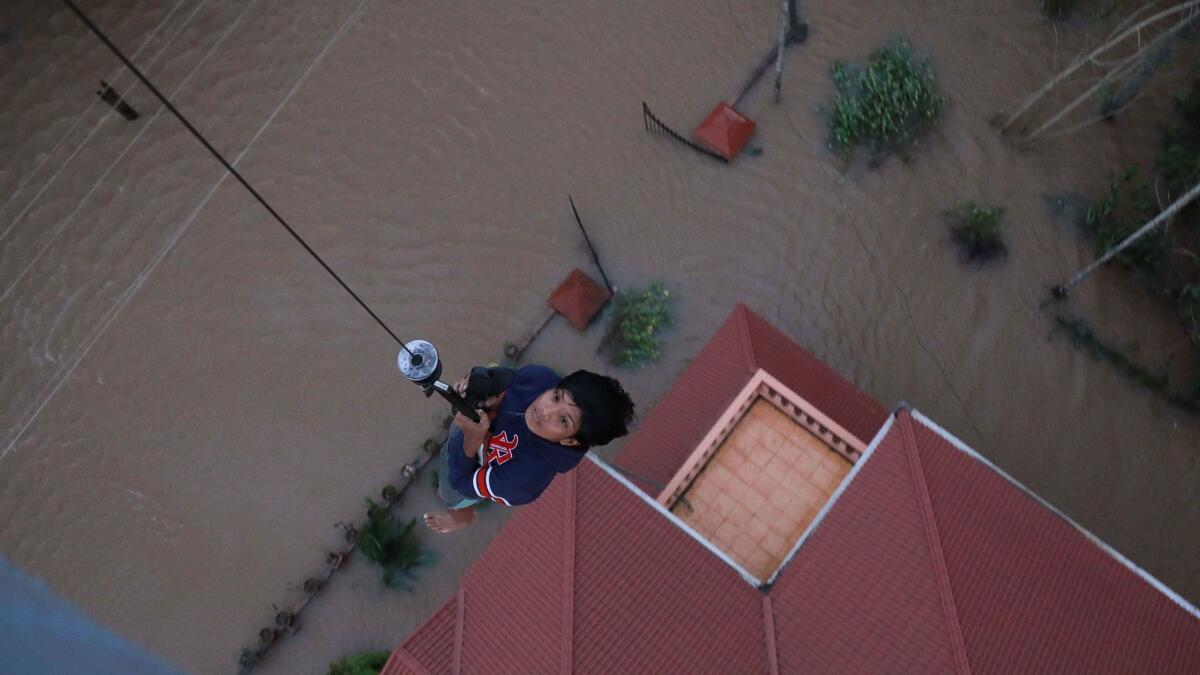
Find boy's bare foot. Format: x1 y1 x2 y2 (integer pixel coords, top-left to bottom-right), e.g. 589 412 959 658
423 507 477 533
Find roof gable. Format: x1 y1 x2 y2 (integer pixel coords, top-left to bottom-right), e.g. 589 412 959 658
384 459 768 675
571 460 768 673
770 414 965 673
911 413 1200 673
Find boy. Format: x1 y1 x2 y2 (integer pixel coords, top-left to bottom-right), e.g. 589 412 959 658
423 364 635 533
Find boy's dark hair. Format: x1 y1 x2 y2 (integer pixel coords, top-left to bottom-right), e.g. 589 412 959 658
558 370 635 449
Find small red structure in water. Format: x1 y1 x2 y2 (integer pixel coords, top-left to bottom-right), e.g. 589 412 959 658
694 102 756 160
549 268 611 331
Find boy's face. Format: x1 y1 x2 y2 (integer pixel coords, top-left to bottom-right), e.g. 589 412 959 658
524 387 582 446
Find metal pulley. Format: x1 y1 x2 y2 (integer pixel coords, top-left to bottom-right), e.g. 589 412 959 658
398 340 480 423
397 339 442 387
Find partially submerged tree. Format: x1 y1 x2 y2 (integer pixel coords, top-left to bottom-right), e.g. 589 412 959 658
1053 177 1200 296
995 1 1200 144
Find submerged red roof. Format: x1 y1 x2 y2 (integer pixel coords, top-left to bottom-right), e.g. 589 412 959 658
384 307 1200 674
694 102 756 159
548 268 611 331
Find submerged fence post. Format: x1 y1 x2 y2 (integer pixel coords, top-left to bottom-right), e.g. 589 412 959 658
731 0 807 108
773 0 789 102
642 101 729 163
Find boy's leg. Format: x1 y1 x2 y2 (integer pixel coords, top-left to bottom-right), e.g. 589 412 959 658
425 429 484 533
424 503 477 533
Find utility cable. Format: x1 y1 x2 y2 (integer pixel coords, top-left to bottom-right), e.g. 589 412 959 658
58 0 413 356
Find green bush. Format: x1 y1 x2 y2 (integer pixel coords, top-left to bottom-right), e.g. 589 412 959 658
327 650 390 675
357 499 436 589
829 41 943 163
1082 169 1165 277
602 283 673 367
1156 79 1200 199
945 201 1006 263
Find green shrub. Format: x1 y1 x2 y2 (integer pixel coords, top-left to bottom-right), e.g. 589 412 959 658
1082 168 1165 277
829 41 943 163
945 201 1006 263
601 283 673 367
327 650 390 675
1156 79 1200 199
357 499 436 589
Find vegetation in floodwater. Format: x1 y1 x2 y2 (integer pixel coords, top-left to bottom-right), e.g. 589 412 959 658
1069 75 1200 361
601 283 673 367
828 40 943 165
1156 79 1200 200
1081 168 1165 279
357 499 436 589
327 651 390 675
944 201 1007 263
1054 316 1168 390
1053 316 1200 412
429 468 439 491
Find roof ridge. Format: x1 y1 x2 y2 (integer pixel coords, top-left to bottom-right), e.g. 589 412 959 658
898 412 971 674
560 471 577 674
910 409 1200 622
734 304 758 372
761 594 779 675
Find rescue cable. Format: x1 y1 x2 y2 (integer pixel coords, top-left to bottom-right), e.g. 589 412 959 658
59 0 407 352
58 0 486 421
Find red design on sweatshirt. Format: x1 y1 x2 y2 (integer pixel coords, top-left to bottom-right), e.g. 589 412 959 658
485 431 518 465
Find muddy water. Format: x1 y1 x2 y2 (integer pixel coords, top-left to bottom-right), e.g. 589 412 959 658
1 0 1197 672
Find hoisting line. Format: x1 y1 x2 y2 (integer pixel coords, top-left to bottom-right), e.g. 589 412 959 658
62 1 651 479
58 0 414 356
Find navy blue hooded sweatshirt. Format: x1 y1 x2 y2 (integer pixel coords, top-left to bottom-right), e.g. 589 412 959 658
446 365 586 506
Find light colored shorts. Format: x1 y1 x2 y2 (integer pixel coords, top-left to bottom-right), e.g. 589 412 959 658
436 427 484 510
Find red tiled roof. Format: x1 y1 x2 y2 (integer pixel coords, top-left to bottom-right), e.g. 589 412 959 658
384 310 1200 675
614 304 886 494
908 413 1200 672
770 413 969 672
383 461 768 675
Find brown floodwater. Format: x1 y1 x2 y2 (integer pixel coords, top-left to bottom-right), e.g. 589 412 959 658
2 0 1197 672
